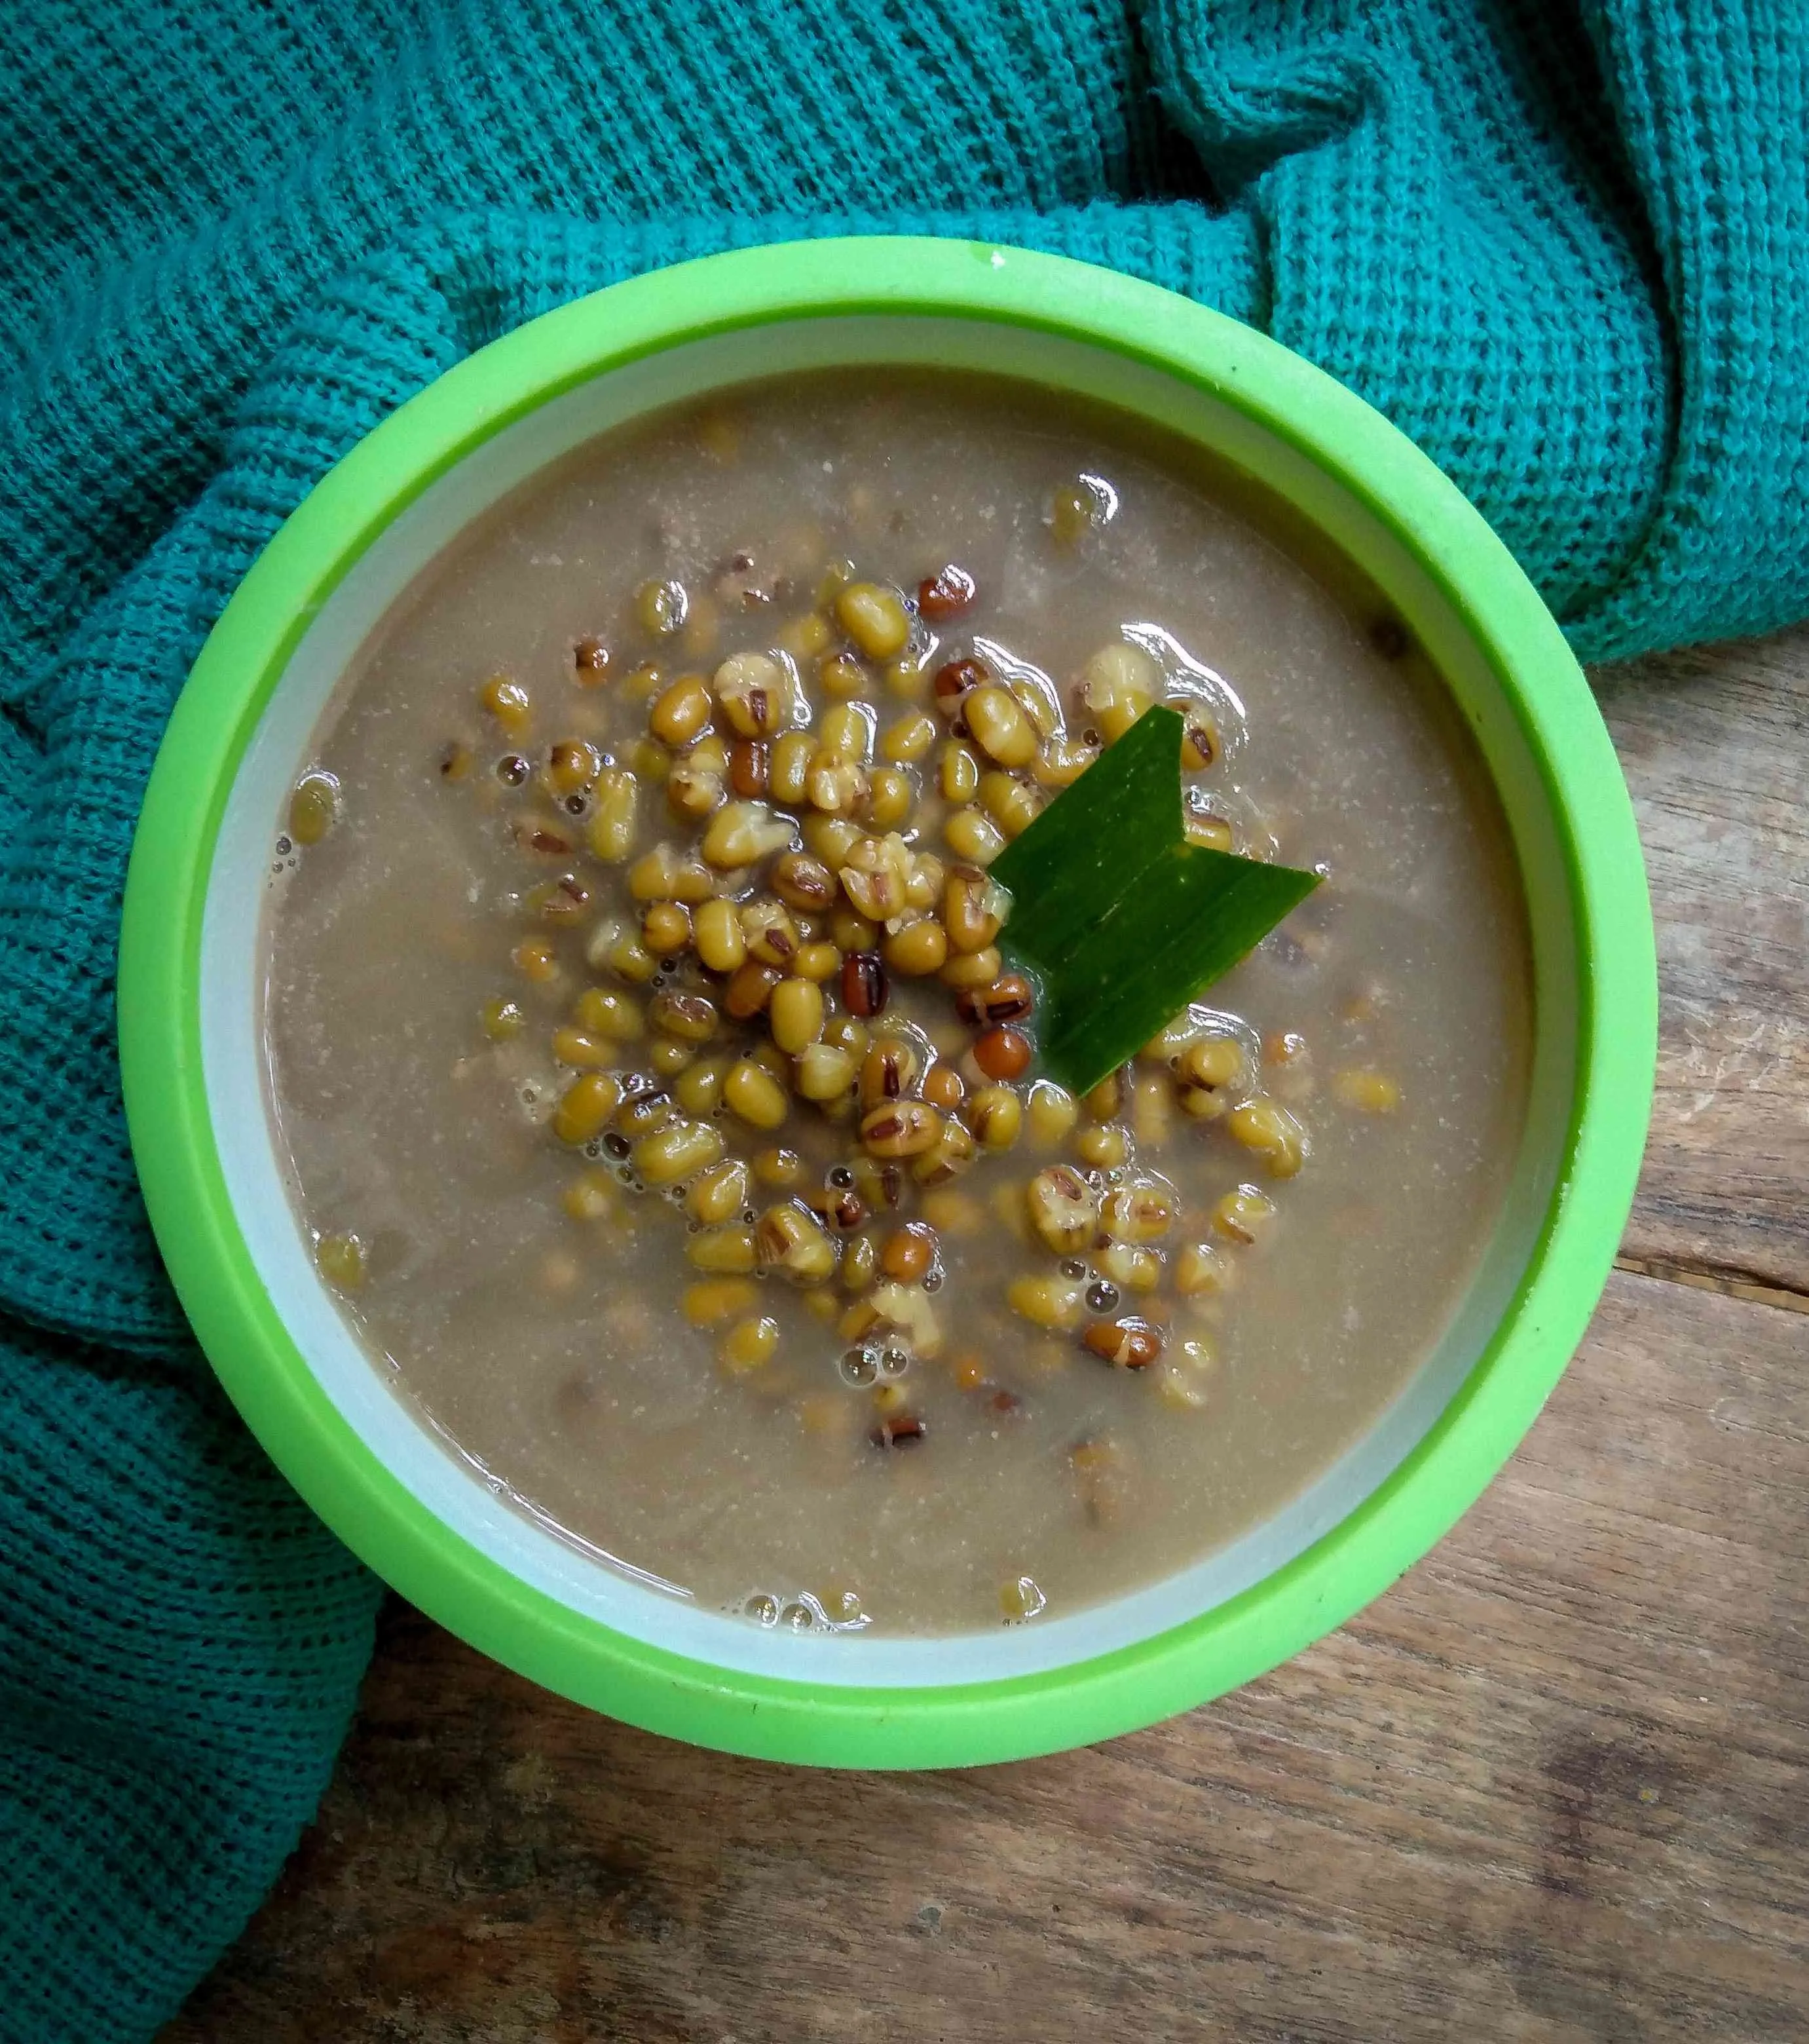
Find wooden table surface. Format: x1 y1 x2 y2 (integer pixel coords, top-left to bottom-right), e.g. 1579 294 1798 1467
167 629 1808 2044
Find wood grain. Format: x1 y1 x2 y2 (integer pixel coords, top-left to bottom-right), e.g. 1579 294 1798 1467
162 631 1809 2043
162 1274 1808 2044
1598 626 1809 1298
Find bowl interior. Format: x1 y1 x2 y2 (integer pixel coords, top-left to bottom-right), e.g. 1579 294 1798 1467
205 314 1577 1687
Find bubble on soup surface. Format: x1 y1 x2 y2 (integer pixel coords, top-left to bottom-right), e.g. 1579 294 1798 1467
743 1593 779 1626
839 1346 878 1386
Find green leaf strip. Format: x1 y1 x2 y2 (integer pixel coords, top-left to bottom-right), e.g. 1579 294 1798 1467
989 706 1320 1094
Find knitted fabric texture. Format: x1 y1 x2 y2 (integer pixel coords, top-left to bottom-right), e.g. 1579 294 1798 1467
1 3 1804 2037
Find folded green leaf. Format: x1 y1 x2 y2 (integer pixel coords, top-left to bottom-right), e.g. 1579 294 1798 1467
990 706 1320 1095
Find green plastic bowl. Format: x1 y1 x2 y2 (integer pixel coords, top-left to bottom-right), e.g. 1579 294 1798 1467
118 238 1655 1766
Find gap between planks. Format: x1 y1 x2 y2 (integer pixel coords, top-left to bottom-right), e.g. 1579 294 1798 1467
1613 1251 1809 1315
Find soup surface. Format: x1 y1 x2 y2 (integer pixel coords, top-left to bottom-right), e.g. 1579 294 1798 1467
264 369 1531 1637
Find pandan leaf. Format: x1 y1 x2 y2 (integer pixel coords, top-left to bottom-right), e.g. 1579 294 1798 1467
989 706 1319 1095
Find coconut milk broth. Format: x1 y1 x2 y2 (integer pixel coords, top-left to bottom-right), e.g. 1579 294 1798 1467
263 369 1531 1635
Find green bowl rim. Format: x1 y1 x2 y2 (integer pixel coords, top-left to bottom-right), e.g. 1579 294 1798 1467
117 236 1656 1768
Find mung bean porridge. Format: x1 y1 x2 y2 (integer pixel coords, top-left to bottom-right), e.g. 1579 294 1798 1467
264 368 1530 1637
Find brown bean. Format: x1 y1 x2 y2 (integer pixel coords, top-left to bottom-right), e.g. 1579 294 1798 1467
922 1063 964 1110
956 973 1035 1026
918 564 977 621
932 656 988 720
573 635 611 679
973 1025 1032 1081
724 960 783 1019
841 948 889 1018
880 1222 936 1283
728 738 769 798
1083 1319 1162 1370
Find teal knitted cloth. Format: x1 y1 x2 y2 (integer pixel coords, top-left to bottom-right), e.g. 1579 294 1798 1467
2 3 1804 2035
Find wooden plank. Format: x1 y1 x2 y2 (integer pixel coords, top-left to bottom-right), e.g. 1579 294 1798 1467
157 630 1809 2039
1597 627 1809 1297
162 1272 1809 2044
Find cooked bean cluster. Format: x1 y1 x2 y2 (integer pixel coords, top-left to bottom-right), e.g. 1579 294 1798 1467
308 520 1402 1503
